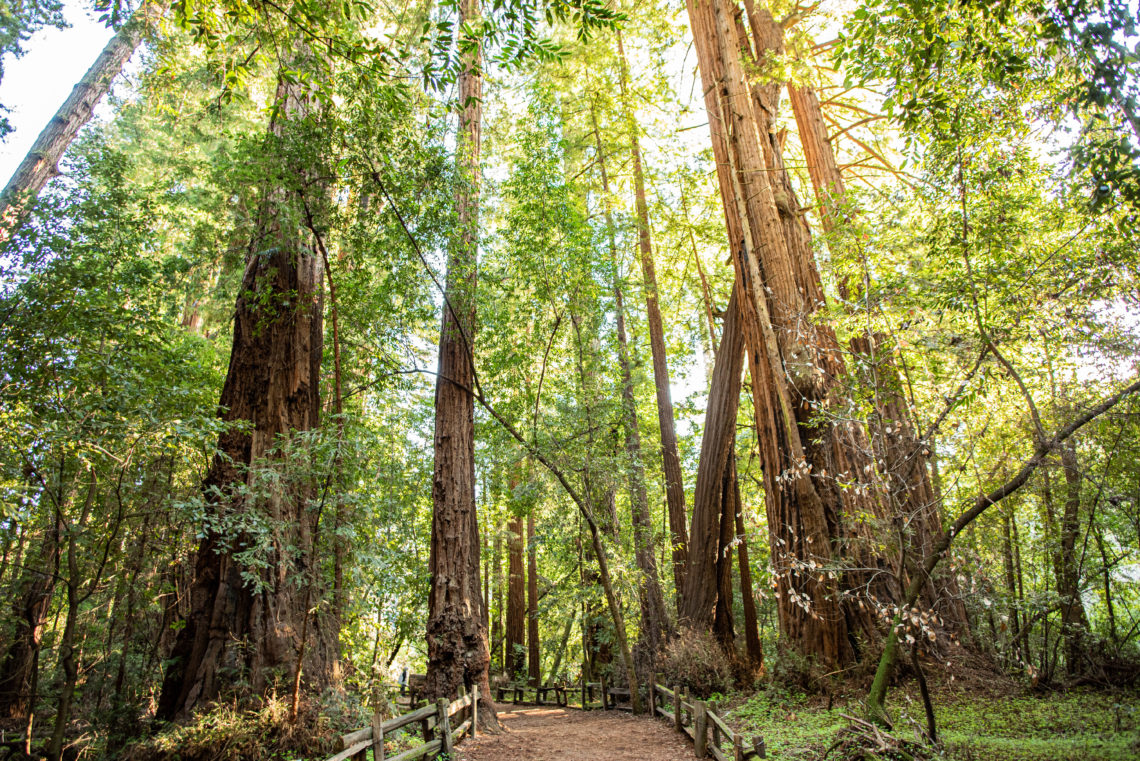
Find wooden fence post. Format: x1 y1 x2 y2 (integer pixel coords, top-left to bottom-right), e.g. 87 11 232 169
371 713 384 761
673 684 682 731
694 701 708 758
600 674 608 710
733 734 744 761
752 735 767 759
472 684 479 737
649 672 657 716
437 697 453 755
710 700 720 748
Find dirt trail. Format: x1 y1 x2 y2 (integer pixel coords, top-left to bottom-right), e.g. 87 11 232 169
453 704 696 761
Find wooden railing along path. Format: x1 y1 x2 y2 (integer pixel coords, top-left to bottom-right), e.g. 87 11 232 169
322 678 767 760
650 683 768 760
323 685 478 761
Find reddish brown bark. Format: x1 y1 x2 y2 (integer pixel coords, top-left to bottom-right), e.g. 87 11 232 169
683 0 890 667
527 512 540 685
507 513 526 677
0 5 157 237
615 32 689 598
157 68 330 720
424 0 495 725
850 333 969 634
734 488 763 669
713 452 737 649
682 290 744 630
592 105 672 658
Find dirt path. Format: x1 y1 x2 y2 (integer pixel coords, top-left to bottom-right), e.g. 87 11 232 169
453 704 696 761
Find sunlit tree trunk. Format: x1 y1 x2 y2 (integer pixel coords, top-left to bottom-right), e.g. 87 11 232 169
424 0 495 726
849 333 970 636
0 5 157 238
157 64 331 719
592 106 671 658
615 32 689 599
683 0 891 667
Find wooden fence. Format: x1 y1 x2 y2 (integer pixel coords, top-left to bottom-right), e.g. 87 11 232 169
650 683 767 760
492 680 609 710
323 684 478 761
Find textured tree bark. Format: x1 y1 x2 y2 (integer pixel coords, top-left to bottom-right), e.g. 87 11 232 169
507 513 526 678
527 512 540 685
792 75 970 640
734 492 763 669
0 5 156 237
592 106 672 659
786 82 847 237
615 32 689 597
713 452 737 649
1058 443 1090 675
156 65 331 720
682 290 744 630
683 0 891 667
424 0 495 727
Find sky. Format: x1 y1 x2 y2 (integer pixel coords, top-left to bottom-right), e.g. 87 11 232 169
0 2 117 184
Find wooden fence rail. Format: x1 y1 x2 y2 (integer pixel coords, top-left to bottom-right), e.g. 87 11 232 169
650 683 767 760
324 684 478 761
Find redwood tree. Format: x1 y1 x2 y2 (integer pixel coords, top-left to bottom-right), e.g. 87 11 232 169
424 0 496 725
157 64 333 719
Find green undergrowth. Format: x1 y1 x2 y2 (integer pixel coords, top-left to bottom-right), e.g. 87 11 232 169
118 695 353 761
719 684 1140 760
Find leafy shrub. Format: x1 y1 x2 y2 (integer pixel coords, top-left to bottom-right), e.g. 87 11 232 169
658 628 735 699
120 695 342 761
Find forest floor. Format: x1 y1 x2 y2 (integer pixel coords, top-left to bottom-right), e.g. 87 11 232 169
451 704 697 761
720 677 1140 760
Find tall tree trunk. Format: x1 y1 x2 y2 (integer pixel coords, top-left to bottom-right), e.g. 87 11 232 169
712 452 737 649
527 511 540 685
786 82 847 237
733 480 763 669
0 505 63 718
507 513 526 678
791 77 970 640
0 5 156 237
682 290 744 630
683 0 890 667
615 31 689 598
156 63 330 720
1058 443 1090 675
491 526 503 672
592 105 672 659
424 0 495 727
